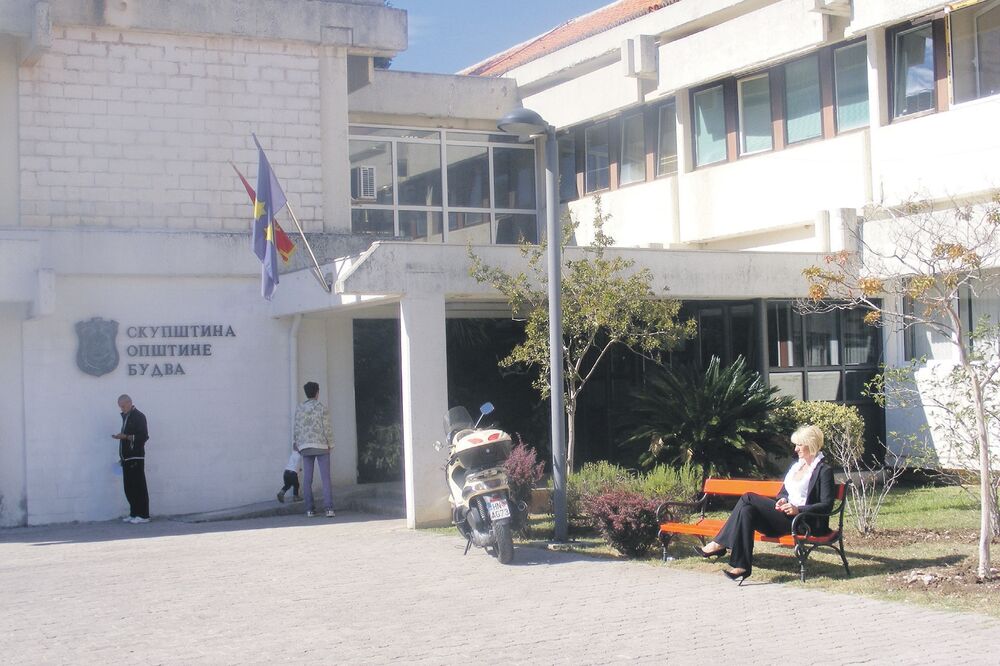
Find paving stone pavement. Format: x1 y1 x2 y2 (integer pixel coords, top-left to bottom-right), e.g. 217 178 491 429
2 514 998 665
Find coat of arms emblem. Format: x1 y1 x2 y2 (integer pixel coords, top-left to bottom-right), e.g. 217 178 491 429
75 317 120 377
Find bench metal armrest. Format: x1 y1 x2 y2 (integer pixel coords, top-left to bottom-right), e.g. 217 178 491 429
790 507 836 540
656 495 707 523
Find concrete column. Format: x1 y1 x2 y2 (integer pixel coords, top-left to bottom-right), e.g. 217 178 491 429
672 87 691 244
399 294 450 528
829 207 859 253
0 37 19 226
0 305 27 526
319 44 351 233
325 314 357 486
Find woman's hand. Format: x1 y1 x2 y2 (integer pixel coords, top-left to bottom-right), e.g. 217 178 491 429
780 502 799 516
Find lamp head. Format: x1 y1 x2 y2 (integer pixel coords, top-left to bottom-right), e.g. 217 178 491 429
497 107 550 141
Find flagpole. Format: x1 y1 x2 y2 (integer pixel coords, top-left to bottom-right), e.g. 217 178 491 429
284 202 331 293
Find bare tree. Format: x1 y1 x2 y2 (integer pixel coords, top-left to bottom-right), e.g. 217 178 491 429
803 194 1000 581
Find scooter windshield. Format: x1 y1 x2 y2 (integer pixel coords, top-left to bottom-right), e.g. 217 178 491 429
443 406 473 437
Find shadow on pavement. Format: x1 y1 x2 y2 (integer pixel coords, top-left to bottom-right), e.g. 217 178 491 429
0 512 400 547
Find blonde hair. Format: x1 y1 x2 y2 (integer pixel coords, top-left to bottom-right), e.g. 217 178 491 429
791 425 824 456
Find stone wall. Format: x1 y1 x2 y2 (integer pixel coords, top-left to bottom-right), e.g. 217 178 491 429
18 26 323 231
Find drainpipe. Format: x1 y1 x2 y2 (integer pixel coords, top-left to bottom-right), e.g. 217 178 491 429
289 314 302 433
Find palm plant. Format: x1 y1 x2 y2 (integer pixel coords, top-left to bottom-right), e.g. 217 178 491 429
628 356 791 478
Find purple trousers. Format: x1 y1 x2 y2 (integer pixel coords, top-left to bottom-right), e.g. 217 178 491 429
302 452 333 512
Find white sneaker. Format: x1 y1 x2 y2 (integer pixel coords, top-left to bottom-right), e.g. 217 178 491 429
325 510 336 518
130 517 150 524
121 516 133 522
306 511 316 517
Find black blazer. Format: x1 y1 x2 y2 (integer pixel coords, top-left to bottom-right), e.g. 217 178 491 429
777 460 835 535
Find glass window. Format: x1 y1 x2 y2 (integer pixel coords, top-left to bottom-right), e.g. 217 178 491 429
842 308 879 365
834 42 870 131
448 211 491 244
784 55 822 143
584 123 610 192
805 310 840 366
769 372 804 400
738 74 772 154
698 307 725 368
768 302 802 367
656 102 678 176
730 304 757 368
693 85 727 166
893 23 936 118
349 140 393 205
845 369 878 401
495 212 538 245
950 2 1000 103
396 142 441 206
351 208 393 237
807 371 842 401
493 147 536 210
619 113 646 185
447 145 490 208
558 133 578 202
398 210 443 242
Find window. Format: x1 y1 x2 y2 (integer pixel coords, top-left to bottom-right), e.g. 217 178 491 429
448 211 491 244
349 140 393 205
584 123 610 192
398 210 443 242
768 302 803 368
557 133 578 202
447 145 490 208
950 1 1000 103
492 147 536 210
396 142 441 206
738 74 772 154
784 55 822 143
892 23 936 118
495 212 538 245
619 113 646 185
351 208 393 236
834 42 870 131
656 102 678 176
693 85 727 166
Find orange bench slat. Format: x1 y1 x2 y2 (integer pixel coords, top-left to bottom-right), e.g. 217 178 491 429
702 478 784 497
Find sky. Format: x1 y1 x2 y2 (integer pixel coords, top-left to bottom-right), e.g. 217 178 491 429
389 0 612 74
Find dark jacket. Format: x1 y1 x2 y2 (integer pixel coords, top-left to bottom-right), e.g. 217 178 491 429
119 407 149 461
777 460 835 535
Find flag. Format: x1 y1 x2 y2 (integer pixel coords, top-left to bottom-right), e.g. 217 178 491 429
252 135 288 300
230 162 296 263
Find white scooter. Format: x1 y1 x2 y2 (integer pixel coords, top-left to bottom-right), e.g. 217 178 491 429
437 402 517 564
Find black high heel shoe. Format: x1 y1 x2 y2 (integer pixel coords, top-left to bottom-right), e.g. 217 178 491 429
693 545 727 559
723 568 751 585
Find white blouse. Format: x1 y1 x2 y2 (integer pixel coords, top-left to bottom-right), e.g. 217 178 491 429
782 452 824 507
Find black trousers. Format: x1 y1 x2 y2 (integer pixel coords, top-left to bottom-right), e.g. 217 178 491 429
713 492 792 572
122 459 149 519
281 469 300 495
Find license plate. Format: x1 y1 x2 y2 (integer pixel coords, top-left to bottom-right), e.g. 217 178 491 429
487 497 511 521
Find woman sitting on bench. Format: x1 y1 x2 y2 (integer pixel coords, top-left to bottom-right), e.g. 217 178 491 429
696 425 835 583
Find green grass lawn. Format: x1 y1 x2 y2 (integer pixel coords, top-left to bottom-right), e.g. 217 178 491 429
509 485 999 617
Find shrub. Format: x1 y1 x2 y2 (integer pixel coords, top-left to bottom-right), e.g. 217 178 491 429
503 437 545 509
566 461 636 518
628 356 791 479
637 464 702 504
773 400 865 465
583 490 660 558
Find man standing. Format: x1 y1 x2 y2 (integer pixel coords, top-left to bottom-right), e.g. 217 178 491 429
293 382 335 518
112 394 150 524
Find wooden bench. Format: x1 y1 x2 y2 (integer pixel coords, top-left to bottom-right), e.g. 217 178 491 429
656 478 851 582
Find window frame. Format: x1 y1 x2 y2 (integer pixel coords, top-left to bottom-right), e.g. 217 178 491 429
654 100 679 178
887 19 943 121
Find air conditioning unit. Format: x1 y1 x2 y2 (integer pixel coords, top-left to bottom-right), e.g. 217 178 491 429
351 166 376 200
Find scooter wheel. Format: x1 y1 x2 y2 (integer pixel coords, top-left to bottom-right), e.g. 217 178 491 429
495 520 514 564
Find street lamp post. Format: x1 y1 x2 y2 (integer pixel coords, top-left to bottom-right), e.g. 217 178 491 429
497 108 567 542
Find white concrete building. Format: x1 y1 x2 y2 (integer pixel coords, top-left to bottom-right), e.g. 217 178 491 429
1 0 997 528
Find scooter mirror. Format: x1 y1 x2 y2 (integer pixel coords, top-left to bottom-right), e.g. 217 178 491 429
479 402 495 416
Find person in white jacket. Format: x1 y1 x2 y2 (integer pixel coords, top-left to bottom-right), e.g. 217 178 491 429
293 381 335 518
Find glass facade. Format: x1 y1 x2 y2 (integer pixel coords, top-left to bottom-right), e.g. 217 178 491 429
349 126 538 244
